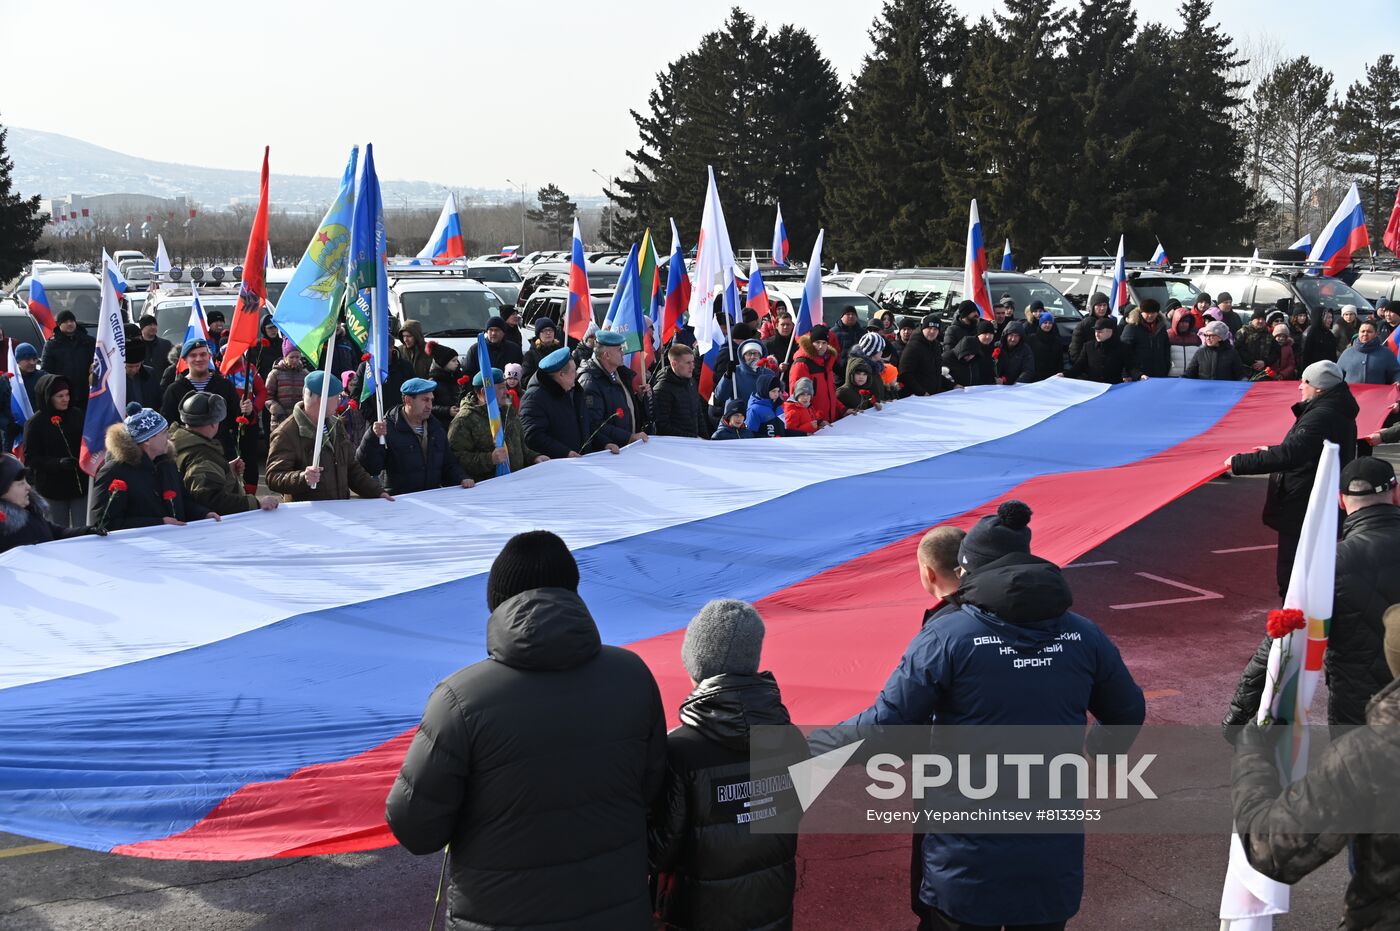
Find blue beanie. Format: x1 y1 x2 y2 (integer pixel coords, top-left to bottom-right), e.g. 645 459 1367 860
14 343 38 361
1038 312 1055 325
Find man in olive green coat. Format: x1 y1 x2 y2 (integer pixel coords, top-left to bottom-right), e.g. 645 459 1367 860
449 368 548 483
170 391 281 515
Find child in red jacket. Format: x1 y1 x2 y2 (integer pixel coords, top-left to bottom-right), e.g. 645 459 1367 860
782 378 826 434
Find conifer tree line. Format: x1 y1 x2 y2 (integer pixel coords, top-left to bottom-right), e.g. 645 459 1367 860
606 0 1400 269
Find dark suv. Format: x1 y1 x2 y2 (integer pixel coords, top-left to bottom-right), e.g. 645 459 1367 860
1182 256 1375 318
1029 256 1204 311
873 268 1083 343
1349 262 1400 305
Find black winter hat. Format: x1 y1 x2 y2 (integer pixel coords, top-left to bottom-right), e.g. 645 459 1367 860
1089 292 1110 308
959 500 1033 572
0 453 25 499
1140 298 1161 314
485 316 506 331
976 320 996 335
205 310 225 324
809 324 830 341
125 339 147 364
1251 307 1268 321
955 300 980 320
179 389 227 427
732 323 757 341
1095 316 1117 331
486 530 580 611
55 309 77 325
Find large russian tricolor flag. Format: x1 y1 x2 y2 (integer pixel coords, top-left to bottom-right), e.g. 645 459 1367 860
566 218 593 342
2 380 1394 861
1308 183 1369 276
6 339 34 453
416 193 466 265
772 203 789 267
1108 235 1129 314
964 199 993 321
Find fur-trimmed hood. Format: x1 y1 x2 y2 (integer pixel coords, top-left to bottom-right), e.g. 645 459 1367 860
104 422 145 466
0 497 41 534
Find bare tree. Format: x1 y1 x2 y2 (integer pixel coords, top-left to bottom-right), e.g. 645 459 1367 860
1251 56 1337 241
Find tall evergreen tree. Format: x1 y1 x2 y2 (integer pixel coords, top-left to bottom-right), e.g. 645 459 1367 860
764 25 843 259
610 59 691 248
946 1 1073 264
0 120 45 282
822 0 968 267
1058 0 1173 254
1165 0 1255 253
1334 54 1400 247
1251 57 1336 241
525 184 577 249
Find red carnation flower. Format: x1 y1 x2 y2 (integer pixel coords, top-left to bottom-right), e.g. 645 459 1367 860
109 479 128 493
259 338 271 348
859 389 871 397
347 399 360 411
992 347 1002 359
235 416 251 426
0 511 6 523
457 375 471 386
162 490 178 502
0 371 9 379
51 415 62 425
615 407 625 419
1266 608 1306 639
361 353 372 362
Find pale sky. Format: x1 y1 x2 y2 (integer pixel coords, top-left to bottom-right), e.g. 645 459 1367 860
2 0 1394 196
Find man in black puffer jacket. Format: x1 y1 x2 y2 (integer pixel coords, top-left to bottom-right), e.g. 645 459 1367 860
1120 300 1171 380
521 349 599 458
1225 458 1400 731
649 600 810 931
387 531 667 931
899 316 949 397
1226 361 1359 596
1231 604 1400 928
651 343 704 438
40 311 96 410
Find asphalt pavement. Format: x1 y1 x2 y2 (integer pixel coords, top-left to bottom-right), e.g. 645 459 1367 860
4 453 1392 930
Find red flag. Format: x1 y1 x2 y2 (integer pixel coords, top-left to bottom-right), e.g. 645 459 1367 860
220 147 270 374
1385 185 1400 255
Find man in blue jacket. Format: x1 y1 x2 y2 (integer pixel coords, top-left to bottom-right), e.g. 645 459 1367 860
835 501 1146 930
357 377 473 495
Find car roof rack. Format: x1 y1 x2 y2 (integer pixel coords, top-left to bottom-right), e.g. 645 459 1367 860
386 261 476 278
1181 256 1325 275
1036 255 1163 272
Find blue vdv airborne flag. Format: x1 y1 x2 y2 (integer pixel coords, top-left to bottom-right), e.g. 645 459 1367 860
476 334 510 478
273 147 359 363
348 143 389 402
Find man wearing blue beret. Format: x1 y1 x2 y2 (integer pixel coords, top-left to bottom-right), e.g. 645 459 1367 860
158 337 249 462
266 369 392 502
577 329 648 452
358 377 473 495
449 368 548 483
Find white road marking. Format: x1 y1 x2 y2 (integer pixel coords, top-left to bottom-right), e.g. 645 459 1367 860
1110 573 1224 611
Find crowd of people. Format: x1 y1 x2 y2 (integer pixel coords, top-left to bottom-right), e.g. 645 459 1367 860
3 286 1399 928
3 289 1399 554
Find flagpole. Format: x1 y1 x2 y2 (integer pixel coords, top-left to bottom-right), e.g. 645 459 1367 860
370 286 386 446
309 329 336 490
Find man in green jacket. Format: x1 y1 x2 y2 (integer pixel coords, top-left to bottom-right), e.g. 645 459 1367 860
170 391 281 515
448 368 548 483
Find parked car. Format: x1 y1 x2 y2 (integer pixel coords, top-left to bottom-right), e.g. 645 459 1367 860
873 268 1083 343
145 284 240 349
519 261 623 305
464 262 523 309
518 285 612 338
0 306 45 350
850 268 894 297
1349 263 1400 306
265 267 295 309
10 271 104 328
386 266 506 357
1029 256 1204 311
1182 255 1375 318
762 281 882 327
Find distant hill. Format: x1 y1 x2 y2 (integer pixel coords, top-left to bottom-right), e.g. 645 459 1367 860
5 126 527 213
